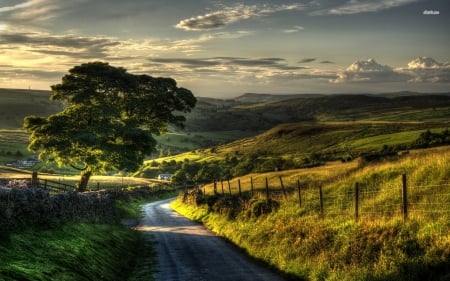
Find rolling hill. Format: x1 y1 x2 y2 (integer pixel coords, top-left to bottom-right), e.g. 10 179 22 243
0 88 63 129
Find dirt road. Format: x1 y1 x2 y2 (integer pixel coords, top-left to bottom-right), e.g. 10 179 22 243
137 198 286 281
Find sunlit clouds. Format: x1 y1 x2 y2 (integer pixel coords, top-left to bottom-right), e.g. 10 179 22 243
332 57 450 84
175 4 304 31
0 0 449 97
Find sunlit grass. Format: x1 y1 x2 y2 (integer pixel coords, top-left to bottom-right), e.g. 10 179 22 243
173 146 450 280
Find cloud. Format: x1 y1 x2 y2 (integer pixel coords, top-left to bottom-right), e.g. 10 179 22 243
0 0 72 24
0 31 122 59
283 25 304 33
176 4 303 31
298 58 316 63
400 57 450 83
0 1 32 13
332 58 410 83
320 60 334 64
171 31 252 53
311 0 419 16
148 57 306 71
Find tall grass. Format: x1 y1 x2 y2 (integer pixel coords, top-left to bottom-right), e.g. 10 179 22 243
173 146 450 280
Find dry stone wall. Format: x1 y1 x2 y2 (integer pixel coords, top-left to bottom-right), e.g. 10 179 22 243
0 187 116 232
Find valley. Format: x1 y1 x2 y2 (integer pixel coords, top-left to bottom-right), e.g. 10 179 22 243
1 88 449 281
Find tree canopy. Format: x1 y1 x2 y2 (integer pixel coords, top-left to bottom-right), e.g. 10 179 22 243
24 62 196 191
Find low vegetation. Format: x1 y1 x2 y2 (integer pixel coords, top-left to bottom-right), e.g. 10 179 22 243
0 224 141 281
0 184 178 281
172 146 450 281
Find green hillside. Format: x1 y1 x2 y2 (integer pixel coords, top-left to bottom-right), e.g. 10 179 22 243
173 145 450 281
215 121 448 158
0 88 62 129
184 93 450 131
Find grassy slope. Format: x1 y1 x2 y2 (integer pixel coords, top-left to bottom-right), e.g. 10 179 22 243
0 89 62 129
148 121 448 165
0 224 141 281
173 146 450 281
0 190 179 281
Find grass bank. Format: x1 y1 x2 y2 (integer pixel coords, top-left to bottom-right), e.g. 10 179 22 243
0 189 180 281
172 146 450 281
0 224 140 281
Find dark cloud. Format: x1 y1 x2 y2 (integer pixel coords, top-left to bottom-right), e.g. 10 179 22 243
149 57 306 70
298 58 316 63
320 60 334 64
0 32 121 59
0 67 64 80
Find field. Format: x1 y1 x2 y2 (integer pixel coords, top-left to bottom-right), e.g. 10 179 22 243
0 89 62 130
173 145 450 281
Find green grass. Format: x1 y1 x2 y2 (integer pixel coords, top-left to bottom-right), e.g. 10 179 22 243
0 224 141 281
172 146 450 281
0 189 180 281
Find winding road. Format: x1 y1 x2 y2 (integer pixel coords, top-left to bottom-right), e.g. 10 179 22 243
136 198 285 281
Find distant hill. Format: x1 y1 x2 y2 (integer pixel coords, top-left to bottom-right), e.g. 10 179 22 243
1 88 449 134
211 121 449 160
233 93 323 103
0 88 62 129
185 93 450 131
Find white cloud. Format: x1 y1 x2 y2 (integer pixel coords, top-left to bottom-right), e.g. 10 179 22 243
400 57 450 83
311 0 419 16
176 4 304 31
283 25 304 33
332 58 409 83
0 1 32 13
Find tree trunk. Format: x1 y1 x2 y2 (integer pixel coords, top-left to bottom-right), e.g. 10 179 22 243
78 170 92 192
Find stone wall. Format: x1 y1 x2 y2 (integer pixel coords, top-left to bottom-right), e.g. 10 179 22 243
0 187 116 232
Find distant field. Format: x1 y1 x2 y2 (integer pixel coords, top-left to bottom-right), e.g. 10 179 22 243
0 88 62 129
0 130 31 163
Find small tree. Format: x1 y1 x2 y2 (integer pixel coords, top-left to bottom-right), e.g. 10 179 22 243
24 62 196 191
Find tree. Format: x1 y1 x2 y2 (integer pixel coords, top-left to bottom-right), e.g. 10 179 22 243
24 62 196 191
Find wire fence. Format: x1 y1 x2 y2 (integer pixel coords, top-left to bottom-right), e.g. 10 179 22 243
207 174 450 221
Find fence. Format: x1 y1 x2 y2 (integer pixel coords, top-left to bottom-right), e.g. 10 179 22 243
30 172 77 192
1 171 170 193
207 174 450 221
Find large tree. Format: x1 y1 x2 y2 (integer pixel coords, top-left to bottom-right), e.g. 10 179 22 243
24 62 196 191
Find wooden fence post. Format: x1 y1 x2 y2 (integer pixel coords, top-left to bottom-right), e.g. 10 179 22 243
265 177 270 200
238 179 242 197
402 173 408 221
279 176 287 200
319 185 324 218
355 182 359 222
227 179 232 196
297 180 302 208
44 179 48 190
250 177 254 197
31 172 38 187
213 180 217 195
221 180 224 195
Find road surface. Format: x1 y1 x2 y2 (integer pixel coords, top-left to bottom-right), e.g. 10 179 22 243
136 198 286 281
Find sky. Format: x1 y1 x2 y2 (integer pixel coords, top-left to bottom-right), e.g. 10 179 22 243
0 0 449 98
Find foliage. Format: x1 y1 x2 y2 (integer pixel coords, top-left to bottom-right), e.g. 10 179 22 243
413 129 450 148
23 62 196 191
